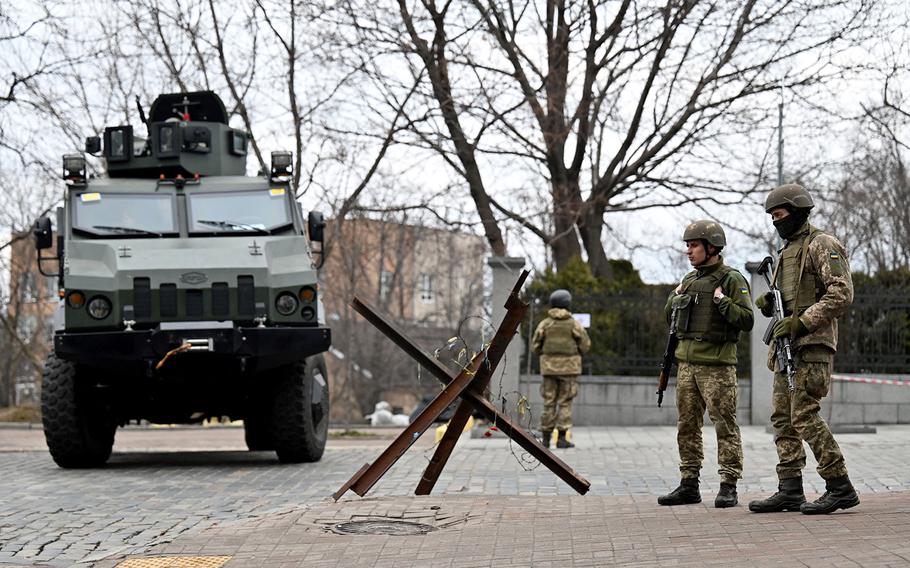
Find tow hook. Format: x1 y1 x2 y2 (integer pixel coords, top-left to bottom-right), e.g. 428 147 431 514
184 338 215 351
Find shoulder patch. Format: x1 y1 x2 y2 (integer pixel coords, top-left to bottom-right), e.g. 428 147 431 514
830 251 840 260
740 287 748 294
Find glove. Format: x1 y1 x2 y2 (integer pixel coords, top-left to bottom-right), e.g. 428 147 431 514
772 317 807 339
755 292 774 317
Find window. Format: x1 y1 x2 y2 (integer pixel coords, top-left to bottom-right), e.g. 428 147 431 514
72 192 177 236
188 190 292 234
418 273 434 303
379 270 394 300
19 272 38 303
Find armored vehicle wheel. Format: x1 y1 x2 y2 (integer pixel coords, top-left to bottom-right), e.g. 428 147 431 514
272 354 329 463
243 410 274 451
41 353 116 468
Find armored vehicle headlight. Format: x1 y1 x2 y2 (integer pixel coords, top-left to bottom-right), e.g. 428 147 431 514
62 153 86 184
270 151 292 180
87 296 112 320
298 286 316 303
66 291 86 309
301 306 316 321
275 293 298 316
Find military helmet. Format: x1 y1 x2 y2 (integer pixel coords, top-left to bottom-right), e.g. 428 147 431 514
764 183 814 213
549 289 572 309
682 220 726 247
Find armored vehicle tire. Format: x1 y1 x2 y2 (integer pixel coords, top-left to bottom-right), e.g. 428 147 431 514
41 353 116 468
271 354 329 463
243 411 274 451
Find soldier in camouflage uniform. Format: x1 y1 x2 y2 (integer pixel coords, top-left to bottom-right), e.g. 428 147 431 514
658 221 753 509
532 289 591 449
749 184 860 515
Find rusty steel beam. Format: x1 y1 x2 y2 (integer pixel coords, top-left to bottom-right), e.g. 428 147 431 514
415 401 474 495
333 269 590 499
462 390 590 494
415 270 531 495
332 349 488 501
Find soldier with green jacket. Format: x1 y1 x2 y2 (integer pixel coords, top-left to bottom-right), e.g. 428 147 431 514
749 184 859 515
658 221 753 508
532 289 591 449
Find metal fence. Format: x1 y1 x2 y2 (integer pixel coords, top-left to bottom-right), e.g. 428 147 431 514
522 283 910 378
836 286 910 374
521 286 753 377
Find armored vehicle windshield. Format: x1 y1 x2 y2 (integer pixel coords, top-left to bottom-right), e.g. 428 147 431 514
189 189 293 235
72 191 178 237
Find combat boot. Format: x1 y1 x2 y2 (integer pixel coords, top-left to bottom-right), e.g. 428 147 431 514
800 475 859 515
556 429 574 448
748 477 805 513
541 430 552 449
714 482 738 508
658 478 701 506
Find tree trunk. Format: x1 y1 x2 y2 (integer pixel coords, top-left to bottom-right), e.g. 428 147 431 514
549 178 582 270
580 203 613 280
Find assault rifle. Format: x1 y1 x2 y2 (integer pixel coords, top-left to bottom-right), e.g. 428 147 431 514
758 256 796 392
657 302 681 407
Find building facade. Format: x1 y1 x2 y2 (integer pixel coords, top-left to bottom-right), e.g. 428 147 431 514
319 217 487 422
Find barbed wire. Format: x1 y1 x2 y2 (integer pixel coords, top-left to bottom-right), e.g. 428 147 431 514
419 315 543 472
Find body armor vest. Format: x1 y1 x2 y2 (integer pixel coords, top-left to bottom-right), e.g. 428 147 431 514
776 228 823 316
674 264 740 344
541 317 580 356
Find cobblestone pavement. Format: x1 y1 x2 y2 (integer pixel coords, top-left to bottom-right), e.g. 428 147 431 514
100 493 910 568
2 424 910 566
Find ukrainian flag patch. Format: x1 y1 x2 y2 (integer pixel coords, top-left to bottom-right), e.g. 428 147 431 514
740 287 748 294
830 251 840 259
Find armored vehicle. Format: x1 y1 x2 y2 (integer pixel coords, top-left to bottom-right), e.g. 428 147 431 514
33 91 331 467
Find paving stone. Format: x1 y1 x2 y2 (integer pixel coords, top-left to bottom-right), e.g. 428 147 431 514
2 425 910 566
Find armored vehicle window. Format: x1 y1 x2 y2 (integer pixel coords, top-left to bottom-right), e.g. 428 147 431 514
188 190 292 234
73 193 177 237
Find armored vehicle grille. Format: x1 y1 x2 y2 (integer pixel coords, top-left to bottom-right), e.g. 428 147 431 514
131 279 257 320
160 284 178 316
212 283 229 316
186 289 204 316
237 275 255 315
133 278 152 318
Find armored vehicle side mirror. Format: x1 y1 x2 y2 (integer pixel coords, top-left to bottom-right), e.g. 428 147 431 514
308 211 326 243
85 136 101 155
34 217 53 250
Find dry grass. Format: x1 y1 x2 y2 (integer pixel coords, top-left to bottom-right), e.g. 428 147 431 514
0 405 42 423
328 429 379 439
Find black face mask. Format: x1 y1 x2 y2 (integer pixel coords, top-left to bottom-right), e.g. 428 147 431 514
773 209 810 240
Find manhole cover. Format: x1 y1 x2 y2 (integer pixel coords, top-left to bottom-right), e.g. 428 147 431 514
333 519 436 536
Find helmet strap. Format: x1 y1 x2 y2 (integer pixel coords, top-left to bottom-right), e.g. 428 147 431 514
703 241 721 260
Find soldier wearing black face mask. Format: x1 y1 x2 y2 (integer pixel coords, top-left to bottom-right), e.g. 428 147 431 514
749 183 858 516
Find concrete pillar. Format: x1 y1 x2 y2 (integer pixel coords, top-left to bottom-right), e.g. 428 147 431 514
746 261 773 425
487 256 526 409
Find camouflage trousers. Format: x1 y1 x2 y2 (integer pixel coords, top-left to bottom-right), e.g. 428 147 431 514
539 375 578 431
676 362 743 484
771 349 848 481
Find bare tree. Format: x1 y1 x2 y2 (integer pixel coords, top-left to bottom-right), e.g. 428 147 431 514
342 0 881 277
825 102 910 273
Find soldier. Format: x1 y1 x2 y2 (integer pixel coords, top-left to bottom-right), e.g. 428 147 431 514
532 289 591 449
658 221 753 508
749 184 859 515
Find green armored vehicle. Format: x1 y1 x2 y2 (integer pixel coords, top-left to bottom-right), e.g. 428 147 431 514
33 91 331 467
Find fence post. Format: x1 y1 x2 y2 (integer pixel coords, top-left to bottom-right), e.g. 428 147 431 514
745 261 773 426
487 256 526 411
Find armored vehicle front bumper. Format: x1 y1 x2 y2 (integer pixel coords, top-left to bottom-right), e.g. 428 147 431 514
54 324 331 370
